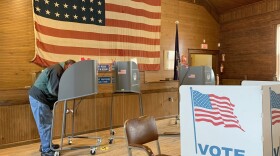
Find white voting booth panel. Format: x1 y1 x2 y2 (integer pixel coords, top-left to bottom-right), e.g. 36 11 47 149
242 81 280 156
180 85 276 156
242 80 280 86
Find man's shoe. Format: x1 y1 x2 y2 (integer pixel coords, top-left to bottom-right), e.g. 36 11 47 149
41 150 55 156
39 144 60 152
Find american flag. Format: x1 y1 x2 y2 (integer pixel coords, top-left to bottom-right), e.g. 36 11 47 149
270 90 280 125
192 90 245 132
32 0 161 71
173 23 179 80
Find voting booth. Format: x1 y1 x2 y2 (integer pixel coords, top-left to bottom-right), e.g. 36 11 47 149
180 81 280 156
50 60 101 156
109 61 143 144
113 61 140 93
179 66 215 85
242 80 280 156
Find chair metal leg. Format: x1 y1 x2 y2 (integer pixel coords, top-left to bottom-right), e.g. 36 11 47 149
128 147 133 156
156 140 161 155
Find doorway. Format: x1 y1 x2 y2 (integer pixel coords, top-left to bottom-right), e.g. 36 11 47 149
188 49 220 76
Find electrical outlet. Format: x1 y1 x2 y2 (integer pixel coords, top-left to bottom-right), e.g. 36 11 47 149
168 97 174 102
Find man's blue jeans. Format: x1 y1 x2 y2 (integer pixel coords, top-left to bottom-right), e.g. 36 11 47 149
29 96 53 153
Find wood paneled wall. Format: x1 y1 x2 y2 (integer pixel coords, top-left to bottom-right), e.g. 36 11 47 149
220 0 280 23
0 0 41 89
146 0 220 82
220 0 280 80
0 88 178 147
0 0 220 89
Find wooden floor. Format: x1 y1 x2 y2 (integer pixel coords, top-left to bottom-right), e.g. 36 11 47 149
0 118 180 156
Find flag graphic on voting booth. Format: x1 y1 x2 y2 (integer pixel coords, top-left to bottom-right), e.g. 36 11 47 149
270 89 280 156
192 89 244 132
270 90 280 125
180 85 264 156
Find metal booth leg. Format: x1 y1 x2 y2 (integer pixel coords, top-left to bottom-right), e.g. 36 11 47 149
60 100 68 149
109 92 143 144
50 100 67 156
67 99 75 145
175 92 180 124
50 101 59 155
138 93 143 116
109 93 115 144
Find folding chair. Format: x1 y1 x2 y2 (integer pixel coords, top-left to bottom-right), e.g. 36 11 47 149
124 116 170 156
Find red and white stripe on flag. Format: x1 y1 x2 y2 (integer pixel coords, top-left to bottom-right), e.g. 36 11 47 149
32 0 161 71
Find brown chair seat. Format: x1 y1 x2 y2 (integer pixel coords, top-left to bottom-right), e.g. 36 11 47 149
124 116 172 156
